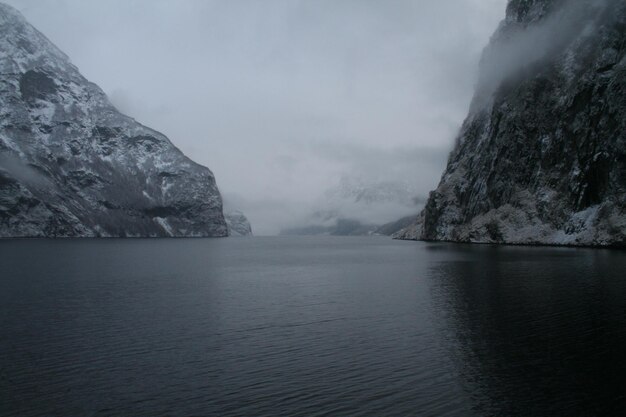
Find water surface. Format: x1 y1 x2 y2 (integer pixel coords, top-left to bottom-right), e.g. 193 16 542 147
1 237 625 416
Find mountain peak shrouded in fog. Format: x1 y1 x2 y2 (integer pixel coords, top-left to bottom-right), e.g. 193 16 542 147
0 2 228 237
397 0 626 246
505 0 556 23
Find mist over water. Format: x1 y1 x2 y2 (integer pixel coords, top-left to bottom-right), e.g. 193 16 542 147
3 0 507 234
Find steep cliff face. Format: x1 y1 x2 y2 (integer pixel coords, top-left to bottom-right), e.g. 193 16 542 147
0 3 228 237
400 0 625 246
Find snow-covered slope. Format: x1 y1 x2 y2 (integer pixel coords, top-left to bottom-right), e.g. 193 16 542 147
398 0 625 247
0 3 227 237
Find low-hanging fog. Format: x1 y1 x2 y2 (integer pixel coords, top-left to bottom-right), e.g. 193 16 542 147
6 0 507 235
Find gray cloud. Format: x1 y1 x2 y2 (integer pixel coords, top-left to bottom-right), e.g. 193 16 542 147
5 0 507 234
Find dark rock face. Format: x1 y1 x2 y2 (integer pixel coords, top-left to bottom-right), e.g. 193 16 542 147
506 0 557 23
0 3 227 237
401 0 625 246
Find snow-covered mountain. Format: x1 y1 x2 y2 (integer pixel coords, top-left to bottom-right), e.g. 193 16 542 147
397 0 625 247
0 3 228 237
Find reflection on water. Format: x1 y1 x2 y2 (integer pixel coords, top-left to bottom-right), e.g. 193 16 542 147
0 238 624 416
428 245 626 416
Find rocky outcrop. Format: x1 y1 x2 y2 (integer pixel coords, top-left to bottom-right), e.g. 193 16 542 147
399 0 625 247
224 210 252 236
0 3 227 237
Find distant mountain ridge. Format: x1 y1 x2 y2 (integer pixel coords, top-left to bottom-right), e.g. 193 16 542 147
325 177 421 207
281 177 422 236
397 0 626 247
0 3 228 237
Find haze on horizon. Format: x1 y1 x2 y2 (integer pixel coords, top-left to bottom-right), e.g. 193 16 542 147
5 0 507 235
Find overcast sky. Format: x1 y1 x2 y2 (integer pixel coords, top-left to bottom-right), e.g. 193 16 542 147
5 0 507 234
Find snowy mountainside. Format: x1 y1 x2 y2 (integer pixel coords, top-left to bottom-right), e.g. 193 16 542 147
0 3 227 237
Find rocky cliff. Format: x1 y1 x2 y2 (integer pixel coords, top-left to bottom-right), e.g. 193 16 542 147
0 3 228 237
224 210 253 236
398 0 626 247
